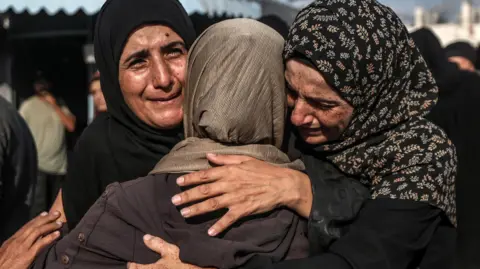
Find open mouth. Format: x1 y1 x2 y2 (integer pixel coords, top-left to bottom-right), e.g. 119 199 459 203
299 127 323 134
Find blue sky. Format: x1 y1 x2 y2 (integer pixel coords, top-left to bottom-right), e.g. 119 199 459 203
379 0 460 14
290 0 471 23
380 0 442 13
292 0 463 19
378 0 462 23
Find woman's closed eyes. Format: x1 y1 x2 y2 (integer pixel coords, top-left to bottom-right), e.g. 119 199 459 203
287 87 339 111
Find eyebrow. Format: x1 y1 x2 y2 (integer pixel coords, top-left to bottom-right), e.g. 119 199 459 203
124 49 149 64
308 96 339 105
123 40 186 64
288 86 339 104
162 40 186 51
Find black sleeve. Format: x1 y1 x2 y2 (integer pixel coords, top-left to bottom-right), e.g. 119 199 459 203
300 155 370 254
0 106 37 242
0 118 7 175
62 136 104 231
271 199 444 269
62 120 118 231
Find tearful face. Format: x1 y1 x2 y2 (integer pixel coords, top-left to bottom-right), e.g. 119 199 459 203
118 25 187 129
285 58 354 145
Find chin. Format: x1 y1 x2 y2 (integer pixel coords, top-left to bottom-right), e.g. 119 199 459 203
149 107 184 130
299 133 328 145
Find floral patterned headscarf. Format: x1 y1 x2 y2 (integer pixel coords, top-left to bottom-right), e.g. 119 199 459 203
284 0 456 224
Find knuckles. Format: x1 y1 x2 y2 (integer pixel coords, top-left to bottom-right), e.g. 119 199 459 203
199 184 210 195
209 198 220 210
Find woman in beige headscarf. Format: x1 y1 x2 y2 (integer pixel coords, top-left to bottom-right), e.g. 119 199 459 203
31 19 308 269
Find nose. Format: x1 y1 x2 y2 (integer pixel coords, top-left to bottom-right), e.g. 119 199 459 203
151 57 173 91
290 99 314 127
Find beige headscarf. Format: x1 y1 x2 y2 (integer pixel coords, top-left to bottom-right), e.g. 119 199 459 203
151 18 304 174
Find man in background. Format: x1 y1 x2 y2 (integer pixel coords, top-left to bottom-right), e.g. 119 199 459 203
89 71 107 117
19 75 76 218
0 96 37 243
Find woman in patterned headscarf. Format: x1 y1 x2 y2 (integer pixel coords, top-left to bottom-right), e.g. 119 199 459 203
156 1 457 269
281 0 456 221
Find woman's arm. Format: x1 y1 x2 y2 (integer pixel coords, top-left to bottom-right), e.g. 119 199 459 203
299 154 370 253
172 153 369 241
40 94 76 132
171 154 313 236
0 212 62 269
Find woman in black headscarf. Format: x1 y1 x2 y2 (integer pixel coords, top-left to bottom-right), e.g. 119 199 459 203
445 41 477 72
51 0 196 230
412 28 480 269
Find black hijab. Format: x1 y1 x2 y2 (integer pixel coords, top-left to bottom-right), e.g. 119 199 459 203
93 0 195 178
63 0 195 230
445 41 477 65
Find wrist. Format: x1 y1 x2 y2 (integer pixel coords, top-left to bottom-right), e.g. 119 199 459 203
283 169 313 218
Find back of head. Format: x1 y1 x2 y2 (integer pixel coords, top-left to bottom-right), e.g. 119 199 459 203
33 72 51 94
184 18 286 148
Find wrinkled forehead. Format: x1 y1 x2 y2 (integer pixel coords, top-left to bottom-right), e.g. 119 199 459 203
95 0 194 67
119 24 185 61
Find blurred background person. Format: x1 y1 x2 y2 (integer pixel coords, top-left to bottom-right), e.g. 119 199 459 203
89 70 107 117
19 74 76 218
0 96 37 244
412 27 480 269
445 41 477 72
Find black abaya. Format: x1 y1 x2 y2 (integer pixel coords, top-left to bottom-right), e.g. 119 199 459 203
412 27 480 269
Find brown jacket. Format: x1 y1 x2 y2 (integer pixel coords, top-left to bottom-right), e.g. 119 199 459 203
33 173 308 269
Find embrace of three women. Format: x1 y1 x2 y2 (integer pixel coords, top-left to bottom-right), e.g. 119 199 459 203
1 0 460 268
